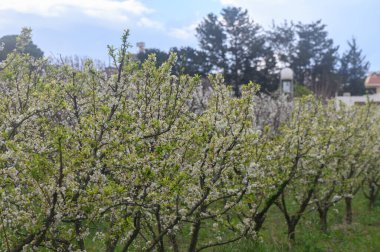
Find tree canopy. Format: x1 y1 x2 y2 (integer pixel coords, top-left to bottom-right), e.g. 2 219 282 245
196 7 277 95
0 29 379 251
339 38 370 95
137 8 370 97
0 27 44 62
130 8 373 98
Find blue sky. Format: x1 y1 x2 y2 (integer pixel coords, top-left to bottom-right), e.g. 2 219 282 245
0 0 379 71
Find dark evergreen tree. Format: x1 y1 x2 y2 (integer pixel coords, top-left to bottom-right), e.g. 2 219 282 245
0 34 44 61
291 20 340 96
170 47 212 76
339 38 369 95
196 7 275 96
196 13 227 76
267 20 296 68
136 48 169 67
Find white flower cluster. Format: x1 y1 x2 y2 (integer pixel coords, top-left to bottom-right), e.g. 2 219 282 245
1 33 379 251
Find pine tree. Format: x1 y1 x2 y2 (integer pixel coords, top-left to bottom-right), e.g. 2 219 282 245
291 20 339 96
267 20 296 68
339 38 369 95
170 47 212 76
196 7 275 96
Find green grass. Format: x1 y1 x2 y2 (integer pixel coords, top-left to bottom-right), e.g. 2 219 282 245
83 195 380 251
217 195 380 252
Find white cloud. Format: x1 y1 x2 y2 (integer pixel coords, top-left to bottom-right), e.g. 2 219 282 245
137 17 164 30
219 0 311 25
219 0 364 27
0 0 153 21
220 0 361 7
220 0 286 5
169 22 198 40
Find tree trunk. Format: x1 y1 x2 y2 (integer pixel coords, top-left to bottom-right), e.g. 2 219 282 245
169 233 180 252
318 208 328 233
285 218 297 242
345 197 353 225
188 220 201 252
75 220 86 251
233 82 240 97
155 208 165 252
369 195 376 210
287 221 296 242
368 183 378 210
121 211 141 252
253 213 266 233
105 238 118 252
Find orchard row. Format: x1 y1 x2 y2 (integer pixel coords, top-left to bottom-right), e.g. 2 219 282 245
0 32 379 251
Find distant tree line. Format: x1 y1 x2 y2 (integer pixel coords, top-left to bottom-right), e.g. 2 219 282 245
137 7 370 97
0 8 370 97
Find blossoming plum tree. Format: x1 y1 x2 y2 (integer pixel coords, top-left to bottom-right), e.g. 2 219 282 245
0 29 379 251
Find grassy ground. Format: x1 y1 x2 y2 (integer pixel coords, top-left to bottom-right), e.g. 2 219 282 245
217 195 380 252
83 194 380 251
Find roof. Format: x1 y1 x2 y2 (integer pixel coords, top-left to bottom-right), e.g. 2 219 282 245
365 73 380 88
